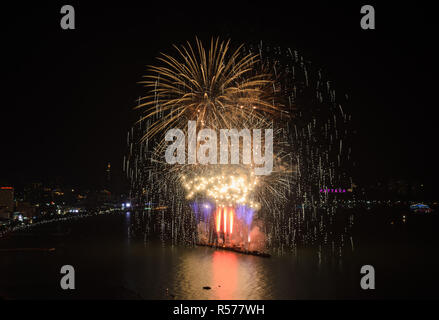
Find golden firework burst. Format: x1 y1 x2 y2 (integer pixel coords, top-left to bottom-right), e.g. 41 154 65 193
136 37 283 141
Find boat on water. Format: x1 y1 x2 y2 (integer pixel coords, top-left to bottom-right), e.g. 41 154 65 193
196 242 271 258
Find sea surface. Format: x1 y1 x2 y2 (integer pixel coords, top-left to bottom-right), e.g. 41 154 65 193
1 211 438 299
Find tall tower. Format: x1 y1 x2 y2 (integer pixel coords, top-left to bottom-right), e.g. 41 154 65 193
106 162 111 190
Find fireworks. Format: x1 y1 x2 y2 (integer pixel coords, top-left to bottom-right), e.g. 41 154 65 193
136 37 284 142
125 38 353 254
133 37 294 216
182 173 260 209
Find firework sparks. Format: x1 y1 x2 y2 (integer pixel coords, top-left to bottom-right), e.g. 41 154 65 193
182 172 259 208
136 37 284 142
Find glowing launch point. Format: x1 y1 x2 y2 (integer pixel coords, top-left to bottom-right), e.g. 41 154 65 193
192 197 261 255
215 206 235 236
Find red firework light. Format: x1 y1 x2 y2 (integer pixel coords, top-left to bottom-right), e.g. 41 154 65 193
215 206 235 235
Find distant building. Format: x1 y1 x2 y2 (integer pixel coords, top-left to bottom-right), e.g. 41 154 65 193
15 201 37 219
0 187 14 219
24 182 43 204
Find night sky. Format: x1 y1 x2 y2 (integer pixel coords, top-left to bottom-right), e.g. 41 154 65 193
1 2 437 192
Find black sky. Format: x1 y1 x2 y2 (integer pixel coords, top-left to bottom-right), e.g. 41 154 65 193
0 1 438 191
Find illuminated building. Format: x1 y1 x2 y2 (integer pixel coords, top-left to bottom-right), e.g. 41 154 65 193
0 187 14 219
410 203 433 213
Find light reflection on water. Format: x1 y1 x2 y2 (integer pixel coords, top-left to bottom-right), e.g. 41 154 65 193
0 214 358 299
125 205 347 299
3 213 438 299
124 238 349 299
173 249 268 299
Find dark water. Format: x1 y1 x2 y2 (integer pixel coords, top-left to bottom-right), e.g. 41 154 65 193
1 212 438 299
